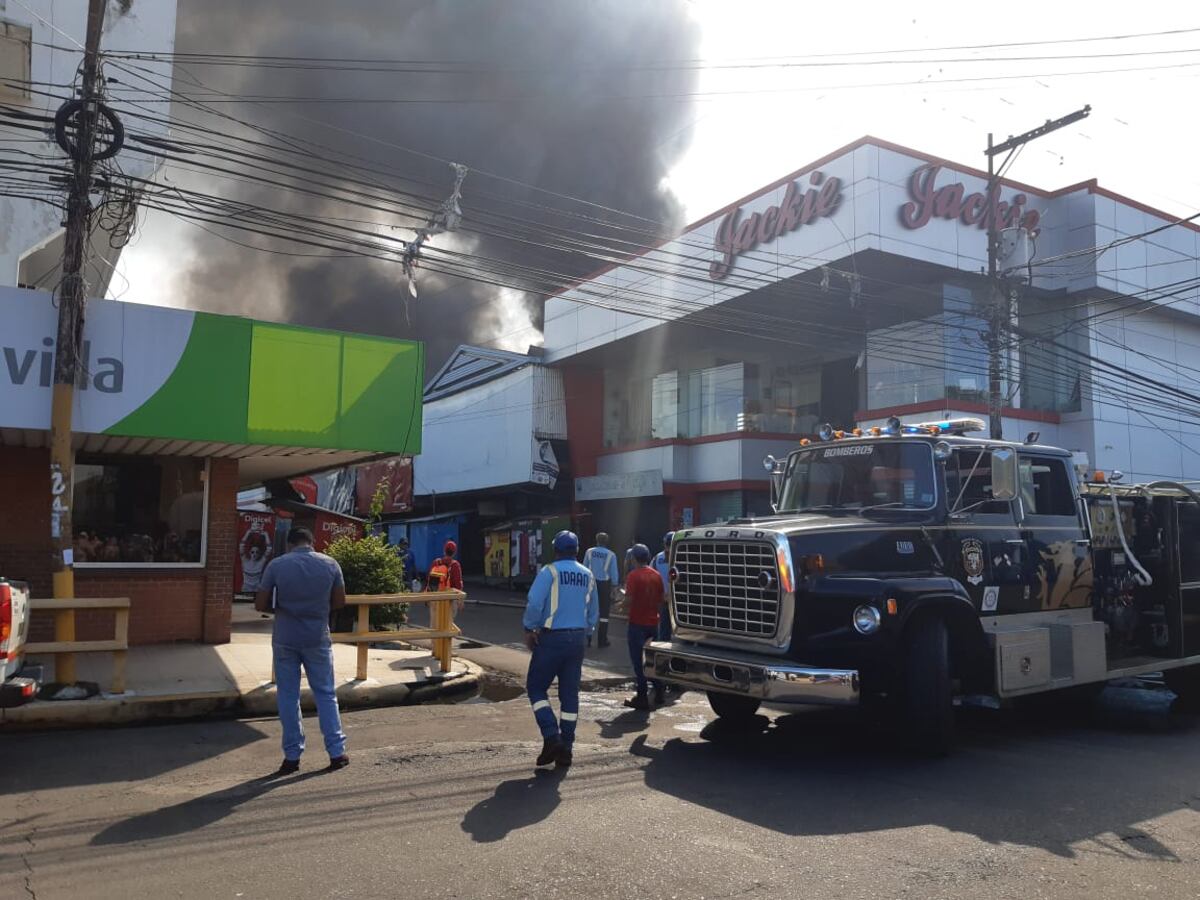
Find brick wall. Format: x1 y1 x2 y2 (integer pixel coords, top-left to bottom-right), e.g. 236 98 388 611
0 446 237 645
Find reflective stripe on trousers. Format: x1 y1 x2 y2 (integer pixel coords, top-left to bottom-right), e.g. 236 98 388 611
525 629 586 746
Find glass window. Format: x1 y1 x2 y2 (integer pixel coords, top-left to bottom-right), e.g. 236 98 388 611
1019 294 1084 413
866 319 945 410
866 284 999 411
1019 456 1077 517
779 442 936 513
73 456 207 565
684 362 743 438
651 371 678 440
945 449 1010 516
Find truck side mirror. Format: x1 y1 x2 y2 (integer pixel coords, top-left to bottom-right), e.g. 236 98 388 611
764 455 784 512
991 448 1018 502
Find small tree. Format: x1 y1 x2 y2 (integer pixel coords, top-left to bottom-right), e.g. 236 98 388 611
326 480 408 629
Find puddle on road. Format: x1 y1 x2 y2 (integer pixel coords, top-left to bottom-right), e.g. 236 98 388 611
456 672 526 704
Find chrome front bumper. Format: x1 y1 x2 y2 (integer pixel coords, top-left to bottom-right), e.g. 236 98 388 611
644 641 859 706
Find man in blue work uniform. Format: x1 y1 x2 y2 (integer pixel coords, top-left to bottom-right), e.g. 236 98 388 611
653 531 674 642
523 530 599 769
582 531 618 648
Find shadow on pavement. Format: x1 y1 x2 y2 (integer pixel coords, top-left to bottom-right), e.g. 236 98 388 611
461 768 566 843
90 769 326 845
0 718 267 794
628 687 1196 859
597 709 653 739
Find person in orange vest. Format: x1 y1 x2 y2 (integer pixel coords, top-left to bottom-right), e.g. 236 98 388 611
426 540 464 592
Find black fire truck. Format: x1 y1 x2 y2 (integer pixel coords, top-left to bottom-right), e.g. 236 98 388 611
644 417 1200 753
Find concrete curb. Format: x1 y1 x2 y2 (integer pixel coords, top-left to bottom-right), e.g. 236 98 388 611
0 658 484 731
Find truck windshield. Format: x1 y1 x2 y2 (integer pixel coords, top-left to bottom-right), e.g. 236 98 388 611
778 441 937 513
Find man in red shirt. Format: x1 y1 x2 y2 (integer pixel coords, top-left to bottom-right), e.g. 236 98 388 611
623 543 665 710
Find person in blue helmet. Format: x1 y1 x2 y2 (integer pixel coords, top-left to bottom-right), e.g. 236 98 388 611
522 529 599 769
652 531 674 642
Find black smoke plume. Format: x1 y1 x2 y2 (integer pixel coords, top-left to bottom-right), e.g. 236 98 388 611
162 0 700 372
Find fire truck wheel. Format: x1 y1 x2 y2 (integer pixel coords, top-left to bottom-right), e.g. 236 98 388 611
706 691 761 724
1164 665 1200 711
903 615 954 755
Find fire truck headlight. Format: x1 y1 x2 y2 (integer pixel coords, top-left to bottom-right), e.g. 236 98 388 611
852 604 882 635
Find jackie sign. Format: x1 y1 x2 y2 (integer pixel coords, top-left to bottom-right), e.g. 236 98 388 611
899 163 1041 235
710 171 843 280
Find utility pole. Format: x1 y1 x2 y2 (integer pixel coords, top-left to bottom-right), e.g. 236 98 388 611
984 105 1090 440
48 0 108 682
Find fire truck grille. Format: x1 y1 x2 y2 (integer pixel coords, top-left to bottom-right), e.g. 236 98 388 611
672 540 780 638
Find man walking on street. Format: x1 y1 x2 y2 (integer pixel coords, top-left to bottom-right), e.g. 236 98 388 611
523 530 598 769
582 532 618 648
623 543 665 709
255 527 349 775
653 531 674 642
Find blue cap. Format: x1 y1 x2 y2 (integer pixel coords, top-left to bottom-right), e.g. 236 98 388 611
553 530 579 554
663 531 674 547
632 543 651 564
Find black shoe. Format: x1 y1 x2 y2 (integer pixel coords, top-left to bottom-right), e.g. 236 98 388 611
554 743 573 768
624 693 651 710
276 758 300 776
536 737 562 767
327 755 350 771
653 685 666 706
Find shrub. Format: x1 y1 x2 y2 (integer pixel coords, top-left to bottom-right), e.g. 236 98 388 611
326 531 409 629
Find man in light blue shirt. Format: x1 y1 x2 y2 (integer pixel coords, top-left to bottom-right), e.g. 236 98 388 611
582 532 618 648
255 527 349 776
523 530 598 769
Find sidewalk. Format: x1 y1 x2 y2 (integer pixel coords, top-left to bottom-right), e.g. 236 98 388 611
2 606 482 730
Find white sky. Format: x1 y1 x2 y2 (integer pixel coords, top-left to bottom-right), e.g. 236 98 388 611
116 1 1200 342
668 0 1200 224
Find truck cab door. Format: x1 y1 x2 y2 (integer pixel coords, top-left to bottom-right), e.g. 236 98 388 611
944 447 1025 614
1016 454 1093 611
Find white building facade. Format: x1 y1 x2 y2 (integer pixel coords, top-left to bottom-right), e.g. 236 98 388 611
537 136 1200 545
413 136 1200 553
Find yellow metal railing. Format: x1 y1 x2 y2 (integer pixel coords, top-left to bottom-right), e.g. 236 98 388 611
331 589 464 680
25 597 130 693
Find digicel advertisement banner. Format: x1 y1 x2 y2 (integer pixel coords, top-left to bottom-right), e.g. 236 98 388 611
0 286 423 454
235 510 276 595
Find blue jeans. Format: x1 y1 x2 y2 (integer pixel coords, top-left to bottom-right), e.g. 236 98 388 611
526 629 586 748
656 602 672 641
273 643 347 761
627 623 661 695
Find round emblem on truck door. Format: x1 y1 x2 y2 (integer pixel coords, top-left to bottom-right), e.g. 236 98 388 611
758 570 777 590
961 538 985 586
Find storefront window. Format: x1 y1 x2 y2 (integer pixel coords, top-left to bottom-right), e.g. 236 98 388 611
683 363 743 438
72 456 207 565
651 371 678 439
867 284 996 410
1019 294 1084 413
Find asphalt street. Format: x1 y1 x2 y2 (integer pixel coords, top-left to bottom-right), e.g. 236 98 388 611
6 606 1200 898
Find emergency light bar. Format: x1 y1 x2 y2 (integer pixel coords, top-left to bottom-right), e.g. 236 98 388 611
909 417 986 436
814 416 985 442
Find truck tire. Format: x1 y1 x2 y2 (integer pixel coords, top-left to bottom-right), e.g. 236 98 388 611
1164 665 1200 711
902 615 954 755
706 691 761 724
